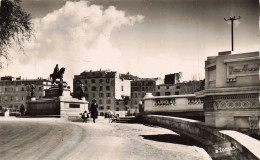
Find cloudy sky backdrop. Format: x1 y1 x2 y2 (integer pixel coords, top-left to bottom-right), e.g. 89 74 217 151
1 0 259 87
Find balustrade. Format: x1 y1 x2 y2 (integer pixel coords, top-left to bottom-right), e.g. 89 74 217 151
143 93 203 112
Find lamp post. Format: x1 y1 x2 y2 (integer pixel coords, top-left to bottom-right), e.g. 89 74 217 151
138 100 143 114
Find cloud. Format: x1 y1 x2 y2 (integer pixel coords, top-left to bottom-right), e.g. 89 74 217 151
15 1 143 86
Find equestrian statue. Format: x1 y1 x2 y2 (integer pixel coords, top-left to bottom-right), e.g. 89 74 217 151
50 64 66 84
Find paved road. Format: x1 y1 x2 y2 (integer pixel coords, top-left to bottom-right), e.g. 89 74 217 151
0 117 211 160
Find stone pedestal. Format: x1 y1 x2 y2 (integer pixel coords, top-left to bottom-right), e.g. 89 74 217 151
4 109 10 117
27 85 89 121
196 51 260 133
45 87 70 98
198 87 260 132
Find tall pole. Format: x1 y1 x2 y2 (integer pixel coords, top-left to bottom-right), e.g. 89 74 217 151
224 16 241 51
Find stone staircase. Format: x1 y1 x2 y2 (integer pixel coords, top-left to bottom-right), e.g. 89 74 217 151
117 116 137 123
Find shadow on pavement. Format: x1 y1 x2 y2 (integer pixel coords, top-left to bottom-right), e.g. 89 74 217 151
141 134 204 148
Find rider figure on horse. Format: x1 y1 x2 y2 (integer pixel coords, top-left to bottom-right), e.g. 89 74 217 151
53 64 59 76
50 64 65 85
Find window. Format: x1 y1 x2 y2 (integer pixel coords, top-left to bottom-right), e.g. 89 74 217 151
125 107 128 111
165 92 171 96
107 106 110 110
39 87 42 91
158 86 160 89
124 101 128 105
142 87 144 91
93 93 96 98
116 101 119 105
91 86 96 91
106 86 110 91
106 93 111 97
100 86 103 91
99 99 103 104
5 88 7 92
116 107 119 111
156 92 160 96
10 96 13 101
106 79 110 83
99 79 103 83
166 86 169 89
176 86 180 89
85 80 88 83
85 86 88 91
121 86 123 91
21 96 24 100
21 87 24 91
175 91 179 95
99 106 104 110
106 99 111 104
100 93 104 97
91 79 95 83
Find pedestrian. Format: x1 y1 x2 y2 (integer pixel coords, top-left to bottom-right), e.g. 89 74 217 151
81 110 89 123
90 99 98 123
20 104 25 116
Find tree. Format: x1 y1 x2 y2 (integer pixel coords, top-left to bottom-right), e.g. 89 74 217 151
0 0 33 68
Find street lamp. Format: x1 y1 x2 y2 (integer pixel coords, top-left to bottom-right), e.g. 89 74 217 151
139 100 144 113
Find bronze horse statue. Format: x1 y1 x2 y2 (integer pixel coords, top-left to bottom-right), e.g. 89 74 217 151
50 67 65 84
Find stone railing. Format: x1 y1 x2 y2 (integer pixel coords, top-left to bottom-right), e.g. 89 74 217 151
142 115 259 160
142 93 203 113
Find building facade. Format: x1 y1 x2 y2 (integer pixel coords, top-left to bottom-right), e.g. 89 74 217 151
155 83 181 96
0 76 52 112
73 70 134 116
130 78 163 113
164 73 182 85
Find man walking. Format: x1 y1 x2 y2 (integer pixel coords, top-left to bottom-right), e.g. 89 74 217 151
90 99 98 123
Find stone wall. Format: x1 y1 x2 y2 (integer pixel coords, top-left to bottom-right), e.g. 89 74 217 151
142 115 259 160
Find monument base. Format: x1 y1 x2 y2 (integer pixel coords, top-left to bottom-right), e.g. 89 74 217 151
27 87 89 121
197 87 260 134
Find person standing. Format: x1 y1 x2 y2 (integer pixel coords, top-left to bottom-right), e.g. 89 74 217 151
90 99 98 123
20 104 25 116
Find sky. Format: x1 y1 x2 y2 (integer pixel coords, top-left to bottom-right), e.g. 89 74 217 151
0 0 259 88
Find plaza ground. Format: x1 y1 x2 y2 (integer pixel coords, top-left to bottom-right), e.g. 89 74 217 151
0 117 211 160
